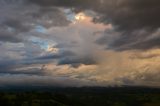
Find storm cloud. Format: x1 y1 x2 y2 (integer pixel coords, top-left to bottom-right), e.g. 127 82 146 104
28 0 160 50
0 0 160 87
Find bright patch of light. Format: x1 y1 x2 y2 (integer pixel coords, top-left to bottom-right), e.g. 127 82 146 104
75 13 86 21
47 45 59 53
64 9 87 24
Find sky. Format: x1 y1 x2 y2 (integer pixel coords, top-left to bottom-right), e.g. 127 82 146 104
0 0 160 87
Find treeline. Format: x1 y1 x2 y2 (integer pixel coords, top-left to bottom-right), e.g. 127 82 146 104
0 87 159 106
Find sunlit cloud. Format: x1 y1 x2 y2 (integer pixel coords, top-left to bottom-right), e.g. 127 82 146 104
47 45 59 53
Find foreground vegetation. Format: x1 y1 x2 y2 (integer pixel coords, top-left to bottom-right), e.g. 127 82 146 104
0 87 160 106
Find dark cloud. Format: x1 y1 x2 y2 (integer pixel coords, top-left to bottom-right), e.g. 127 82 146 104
28 0 160 30
36 50 97 68
130 53 160 60
0 25 22 43
28 0 99 8
0 0 160 87
0 0 70 43
0 68 44 75
0 32 22 43
3 19 31 32
0 60 16 71
94 0 160 50
0 59 44 75
103 30 160 51
36 50 75 60
27 0 160 50
0 74 98 87
58 56 97 67
2 0 160 50
117 71 160 87
0 49 95 76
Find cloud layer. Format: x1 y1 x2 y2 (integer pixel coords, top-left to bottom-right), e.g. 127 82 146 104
0 0 160 87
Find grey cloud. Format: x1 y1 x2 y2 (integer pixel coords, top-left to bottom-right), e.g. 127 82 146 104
28 0 160 50
118 71 160 87
58 56 97 68
28 0 160 30
0 50 78 75
1 0 160 87
0 60 16 71
94 0 160 50
0 32 21 43
2 19 31 32
0 0 70 43
0 26 22 43
25 44 97 68
1 0 160 49
28 0 99 8
0 68 44 75
36 50 75 60
0 59 44 75
0 74 99 87
106 30 160 51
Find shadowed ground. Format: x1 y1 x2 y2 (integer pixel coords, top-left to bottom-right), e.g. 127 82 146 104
0 87 159 106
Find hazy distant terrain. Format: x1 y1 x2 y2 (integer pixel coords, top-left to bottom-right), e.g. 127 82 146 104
0 87 159 106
